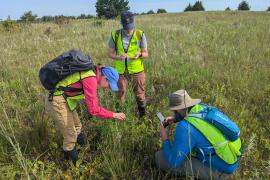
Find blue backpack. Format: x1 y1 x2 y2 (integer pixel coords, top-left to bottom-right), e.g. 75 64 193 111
188 104 240 141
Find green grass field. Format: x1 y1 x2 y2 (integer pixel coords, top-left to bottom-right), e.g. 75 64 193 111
0 11 269 179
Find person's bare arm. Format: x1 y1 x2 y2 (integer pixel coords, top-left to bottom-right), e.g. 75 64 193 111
134 48 148 59
141 48 148 59
108 48 118 59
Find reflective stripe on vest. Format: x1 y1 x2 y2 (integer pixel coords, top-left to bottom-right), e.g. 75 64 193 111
54 70 96 111
112 29 144 74
185 104 242 165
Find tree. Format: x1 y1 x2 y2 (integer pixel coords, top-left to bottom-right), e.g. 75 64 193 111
192 1 205 11
267 6 270 11
78 14 86 19
147 10 155 14
77 14 94 19
95 0 129 19
20 11 37 22
225 7 231 11
184 1 205 12
157 9 167 14
238 1 250 10
184 3 193 12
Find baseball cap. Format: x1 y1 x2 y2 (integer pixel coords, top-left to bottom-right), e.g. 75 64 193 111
101 67 119 92
121 11 134 30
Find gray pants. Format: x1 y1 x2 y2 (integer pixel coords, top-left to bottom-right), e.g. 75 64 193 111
155 150 230 180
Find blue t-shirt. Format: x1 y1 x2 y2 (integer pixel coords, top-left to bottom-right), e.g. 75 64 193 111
163 120 238 174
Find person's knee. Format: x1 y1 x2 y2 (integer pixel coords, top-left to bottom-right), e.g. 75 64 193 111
155 151 162 165
63 141 76 151
155 150 169 171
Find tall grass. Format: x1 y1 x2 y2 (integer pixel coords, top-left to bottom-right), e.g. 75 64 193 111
0 12 269 179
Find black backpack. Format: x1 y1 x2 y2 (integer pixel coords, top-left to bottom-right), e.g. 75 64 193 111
39 49 94 91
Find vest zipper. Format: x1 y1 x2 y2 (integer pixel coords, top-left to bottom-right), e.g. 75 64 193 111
122 30 135 74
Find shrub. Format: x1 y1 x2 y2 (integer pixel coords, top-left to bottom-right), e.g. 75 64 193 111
54 16 70 25
44 27 52 36
1 18 20 32
157 9 167 14
147 10 155 14
92 20 104 27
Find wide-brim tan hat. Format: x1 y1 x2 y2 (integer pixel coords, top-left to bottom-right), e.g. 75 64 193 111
169 89 201 110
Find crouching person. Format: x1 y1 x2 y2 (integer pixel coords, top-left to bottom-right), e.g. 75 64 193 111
155 90 241 179
42 52 125 165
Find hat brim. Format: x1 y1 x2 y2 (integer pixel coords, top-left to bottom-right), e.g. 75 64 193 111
169 99 201 110
123 23 134 30
109 81 119 92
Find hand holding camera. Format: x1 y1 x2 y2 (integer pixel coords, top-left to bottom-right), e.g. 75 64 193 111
157 112 173 127
157 112 171 140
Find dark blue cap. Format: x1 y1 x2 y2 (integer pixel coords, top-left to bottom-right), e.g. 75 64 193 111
121 11 134 30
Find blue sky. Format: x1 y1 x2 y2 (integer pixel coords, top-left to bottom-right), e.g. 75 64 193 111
0 0 269 20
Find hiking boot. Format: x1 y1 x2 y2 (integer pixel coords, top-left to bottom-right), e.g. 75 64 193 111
77 133 85 146
64 148 78 165
138 104 146 118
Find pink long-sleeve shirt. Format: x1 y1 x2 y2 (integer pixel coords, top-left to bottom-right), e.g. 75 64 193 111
64 68 113 119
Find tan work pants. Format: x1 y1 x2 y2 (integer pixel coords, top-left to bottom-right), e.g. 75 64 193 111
117 71 146 104
45 95 82 151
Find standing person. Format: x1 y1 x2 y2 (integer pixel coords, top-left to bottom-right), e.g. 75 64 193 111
108 11 149 117
155 90 242 179
44 59 125 165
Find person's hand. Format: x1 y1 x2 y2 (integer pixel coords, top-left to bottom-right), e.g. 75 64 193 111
113 112 126 121
119 53 128 60
165 116 175 125
134 51 142 59
160 124 168 141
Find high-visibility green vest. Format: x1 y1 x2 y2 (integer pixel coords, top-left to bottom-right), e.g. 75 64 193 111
111 29 144 74
185 104 242 165
53 70 96 111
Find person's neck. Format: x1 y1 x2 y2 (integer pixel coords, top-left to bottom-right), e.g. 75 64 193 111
95 66 101 80
123 29 134 36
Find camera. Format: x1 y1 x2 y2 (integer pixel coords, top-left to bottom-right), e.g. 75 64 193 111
156 112 169 127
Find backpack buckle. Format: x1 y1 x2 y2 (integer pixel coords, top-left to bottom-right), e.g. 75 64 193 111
48 89 56 102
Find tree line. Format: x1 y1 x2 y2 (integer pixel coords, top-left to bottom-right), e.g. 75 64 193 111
95 0 269 18
2 0 270 22
17 11 95 23
184 1 259 12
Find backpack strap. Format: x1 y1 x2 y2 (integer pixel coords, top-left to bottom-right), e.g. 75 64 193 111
188 113 205 119
58 86 83 92
47 86 83 102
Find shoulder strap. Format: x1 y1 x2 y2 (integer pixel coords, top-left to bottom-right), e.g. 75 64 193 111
188 113 204 119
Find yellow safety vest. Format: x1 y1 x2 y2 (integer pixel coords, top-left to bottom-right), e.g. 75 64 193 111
111 29 144 74
53 70 96 111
